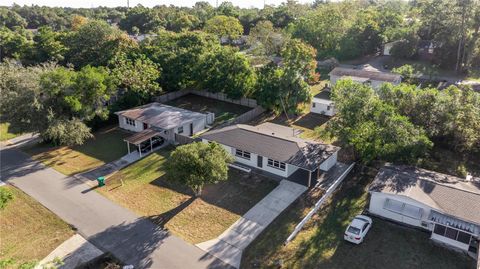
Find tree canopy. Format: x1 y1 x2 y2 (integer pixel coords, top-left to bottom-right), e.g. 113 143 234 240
165 142 234 196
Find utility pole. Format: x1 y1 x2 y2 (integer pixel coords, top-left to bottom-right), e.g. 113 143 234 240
127 0 130 8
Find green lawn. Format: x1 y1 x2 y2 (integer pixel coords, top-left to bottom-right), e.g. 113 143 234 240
97 148 278 244
23 126 129 176
242 166 476 269
0 123 22 142
166 94 252 126
0 186 75 269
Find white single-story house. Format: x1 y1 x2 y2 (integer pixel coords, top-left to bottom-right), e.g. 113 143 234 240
310 89 335 116
200 123 340 187
329 67 402 89
369 164 480 256
115 102 212 155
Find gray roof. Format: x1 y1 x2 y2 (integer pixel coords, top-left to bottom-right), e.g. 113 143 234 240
115 102 206 130
370 164 480 225
329 67 401 83
200 124 340 171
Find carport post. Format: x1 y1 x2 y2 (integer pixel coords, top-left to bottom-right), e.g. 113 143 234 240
150 137 153 152
308 171 312 188
126 141 130 154
138 144 142 157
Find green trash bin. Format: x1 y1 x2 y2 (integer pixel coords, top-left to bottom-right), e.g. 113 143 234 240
97 176 105 187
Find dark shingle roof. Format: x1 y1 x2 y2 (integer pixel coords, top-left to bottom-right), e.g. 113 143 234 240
370 164 480 225
313 90 332 101
200 124 340 171
329 67 401 82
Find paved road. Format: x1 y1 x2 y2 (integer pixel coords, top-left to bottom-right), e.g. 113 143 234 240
0 148 230 269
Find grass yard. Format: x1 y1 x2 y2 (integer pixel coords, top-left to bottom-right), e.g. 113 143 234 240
0 186 74 269
266 112 334 144
417 144 480 177
22 126 129 176
242 166 476 269
166 94 252 126
97 149 278 244
0 123 22 142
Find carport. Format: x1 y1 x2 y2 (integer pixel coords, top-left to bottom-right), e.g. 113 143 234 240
124 128 167 157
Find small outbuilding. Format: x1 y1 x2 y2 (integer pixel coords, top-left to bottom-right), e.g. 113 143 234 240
369 164 480 256
310 89 335 116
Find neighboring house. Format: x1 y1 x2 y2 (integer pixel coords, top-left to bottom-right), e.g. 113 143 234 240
310 89 335 116
369 164 480 256
200 123 340 187
115 102 213 155
329 67 402 89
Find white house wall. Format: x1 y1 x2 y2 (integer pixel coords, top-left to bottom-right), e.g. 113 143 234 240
311 101 335 116
320 151 337 171
201 139 289 177
431 232 471 251
369 192 431 228
118 115 144 132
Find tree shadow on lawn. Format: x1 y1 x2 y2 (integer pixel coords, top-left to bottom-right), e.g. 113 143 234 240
149 169 278 217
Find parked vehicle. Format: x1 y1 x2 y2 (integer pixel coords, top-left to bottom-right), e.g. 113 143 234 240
344 215 372 244
139 136 165 153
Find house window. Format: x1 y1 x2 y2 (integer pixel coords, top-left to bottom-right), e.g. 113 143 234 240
433 224 473 245
383 199 423 220
327 105 331 111
267 158 286 171
235 149 251 160
125 118 135 126
312 103 316 108
178 126 184 134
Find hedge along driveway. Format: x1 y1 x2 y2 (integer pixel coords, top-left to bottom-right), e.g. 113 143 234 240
97 149 278 244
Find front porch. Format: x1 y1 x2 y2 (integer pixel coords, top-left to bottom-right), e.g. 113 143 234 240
124 128 168 158
287 162 350 188
429 210 480 256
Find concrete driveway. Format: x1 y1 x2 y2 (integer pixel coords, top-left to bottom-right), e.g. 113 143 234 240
0 148 231 269
197 180 307 268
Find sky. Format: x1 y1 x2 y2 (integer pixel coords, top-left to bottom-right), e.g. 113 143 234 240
0 0 314 9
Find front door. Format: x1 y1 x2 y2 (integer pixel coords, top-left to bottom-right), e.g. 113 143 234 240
257 155 263 168
143 123 148 130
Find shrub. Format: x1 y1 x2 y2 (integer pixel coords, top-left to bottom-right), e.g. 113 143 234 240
0 187 13 210
456 164 468 178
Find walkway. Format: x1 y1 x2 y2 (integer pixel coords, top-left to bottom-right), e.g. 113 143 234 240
197 180 307 268
0 148 230 269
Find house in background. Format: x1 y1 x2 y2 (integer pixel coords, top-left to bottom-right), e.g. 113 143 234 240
369 164 480 257
200 123 340 187
329 67 402 89
115 102 214 156
310 67 401 116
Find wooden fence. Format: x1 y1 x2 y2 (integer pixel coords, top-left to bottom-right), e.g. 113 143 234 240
285 163 355 244
154 89 259 108
217 106 265 128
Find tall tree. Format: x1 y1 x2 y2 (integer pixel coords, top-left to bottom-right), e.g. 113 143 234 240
196 46 256 99
203 15 244 41
165 142 234 196
325 79 432 163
